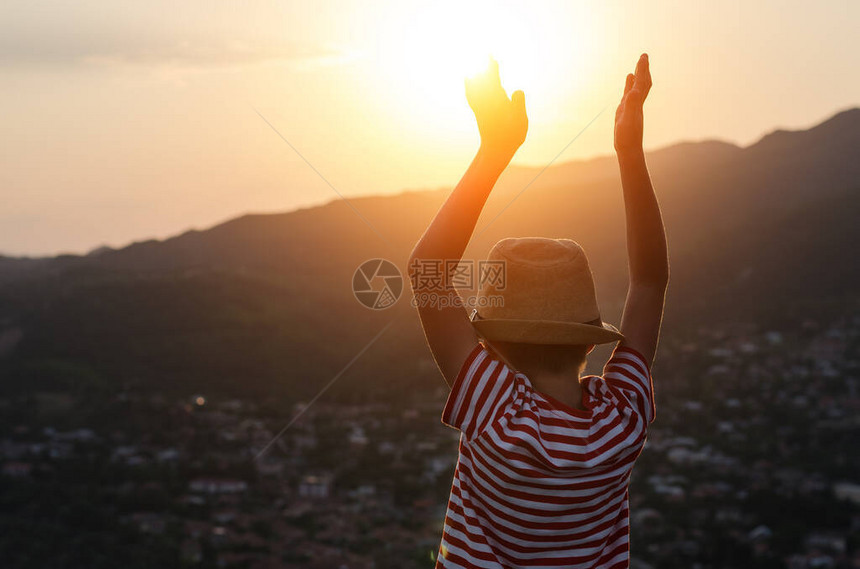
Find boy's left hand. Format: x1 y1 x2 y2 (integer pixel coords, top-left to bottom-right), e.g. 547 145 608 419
615 54 652 153
466 58 528 159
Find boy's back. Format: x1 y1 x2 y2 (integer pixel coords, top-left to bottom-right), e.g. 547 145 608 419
408 54 667 568
438 343 654 568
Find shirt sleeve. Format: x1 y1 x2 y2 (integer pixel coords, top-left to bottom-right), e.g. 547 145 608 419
602 344 656 425
441 343 516 439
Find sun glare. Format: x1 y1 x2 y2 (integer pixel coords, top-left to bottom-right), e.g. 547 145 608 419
400 3 497 81
373 1 595 143
383 1 542 99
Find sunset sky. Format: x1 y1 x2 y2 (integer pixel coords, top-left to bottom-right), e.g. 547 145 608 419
1 0 858 256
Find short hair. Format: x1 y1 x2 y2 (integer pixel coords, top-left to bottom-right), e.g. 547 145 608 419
490 342 591 376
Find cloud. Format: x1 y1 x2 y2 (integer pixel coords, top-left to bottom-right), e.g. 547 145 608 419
0 33 358 72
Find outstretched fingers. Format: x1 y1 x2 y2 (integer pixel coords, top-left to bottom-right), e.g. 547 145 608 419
629 53 652 103
488 57 501 87
511 90 526 115
488 57 513 103
616 73 635 119
624 73 635 96
466 56 511 107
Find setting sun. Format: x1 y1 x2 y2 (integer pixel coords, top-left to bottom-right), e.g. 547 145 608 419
364 0 601 166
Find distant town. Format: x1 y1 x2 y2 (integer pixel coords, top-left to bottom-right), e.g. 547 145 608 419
1 313 858 568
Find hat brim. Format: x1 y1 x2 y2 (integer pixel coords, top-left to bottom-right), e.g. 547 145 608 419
472 318 623 345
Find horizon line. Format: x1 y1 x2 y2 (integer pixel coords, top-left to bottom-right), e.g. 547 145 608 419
2 105 857 260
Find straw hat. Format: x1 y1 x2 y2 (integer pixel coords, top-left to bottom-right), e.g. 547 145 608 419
470 237 623 345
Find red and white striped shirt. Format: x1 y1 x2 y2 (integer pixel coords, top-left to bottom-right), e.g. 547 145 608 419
438 343 655 568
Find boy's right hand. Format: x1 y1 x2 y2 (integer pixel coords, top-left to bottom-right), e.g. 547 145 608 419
614 54 652 153
465 58 528 160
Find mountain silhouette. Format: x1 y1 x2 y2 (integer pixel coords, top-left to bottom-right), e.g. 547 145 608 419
0 108 858 400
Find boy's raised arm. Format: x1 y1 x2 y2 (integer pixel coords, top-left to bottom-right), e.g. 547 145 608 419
409 60 528 386
614 54 669 368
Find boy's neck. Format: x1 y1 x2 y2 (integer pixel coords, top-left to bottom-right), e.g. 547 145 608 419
531 373 587 411
520 367 587 411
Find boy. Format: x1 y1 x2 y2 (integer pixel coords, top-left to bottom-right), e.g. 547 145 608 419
408 54 668 568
